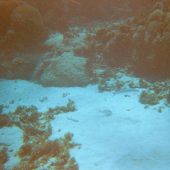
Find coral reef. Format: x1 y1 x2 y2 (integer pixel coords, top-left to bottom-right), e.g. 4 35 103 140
78 1 170 80
10 3 46 50
14 133 79 170
0 0 24 36
0 147 8 169
0 100 79 169
1 0 169 83
0 114 12 127
88 65 170 107
139 80 170 106
25 0 69 32
0 0 46 55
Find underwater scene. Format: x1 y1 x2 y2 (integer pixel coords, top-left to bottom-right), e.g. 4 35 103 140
0 0 170 169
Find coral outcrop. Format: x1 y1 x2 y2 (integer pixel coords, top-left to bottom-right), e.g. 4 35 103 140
80 0 170 80
0 0 169 84
0 0 46 54
25 0 68 32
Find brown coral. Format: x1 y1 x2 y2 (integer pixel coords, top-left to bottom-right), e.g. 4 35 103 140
29 141 61 162
0 114 12 127
0 148 8 165
18 144 32 157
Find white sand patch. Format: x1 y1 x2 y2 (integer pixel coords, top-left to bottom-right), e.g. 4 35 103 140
0 79 76 113
0 79 170 170
49 86 170 170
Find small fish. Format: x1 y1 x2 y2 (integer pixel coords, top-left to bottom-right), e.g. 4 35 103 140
99 109 113 117
113 88 139 95
67 117 79 122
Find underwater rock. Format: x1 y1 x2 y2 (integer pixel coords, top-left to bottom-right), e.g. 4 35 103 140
34 52 90 87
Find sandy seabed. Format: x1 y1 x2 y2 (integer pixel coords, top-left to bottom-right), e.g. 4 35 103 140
0 79 170 170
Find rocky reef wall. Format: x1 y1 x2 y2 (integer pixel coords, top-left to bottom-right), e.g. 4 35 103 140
0 0 169 83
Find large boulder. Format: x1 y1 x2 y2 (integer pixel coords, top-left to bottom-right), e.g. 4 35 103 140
33 52 90 87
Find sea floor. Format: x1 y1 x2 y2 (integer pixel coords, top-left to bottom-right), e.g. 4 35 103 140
0 79 170 170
